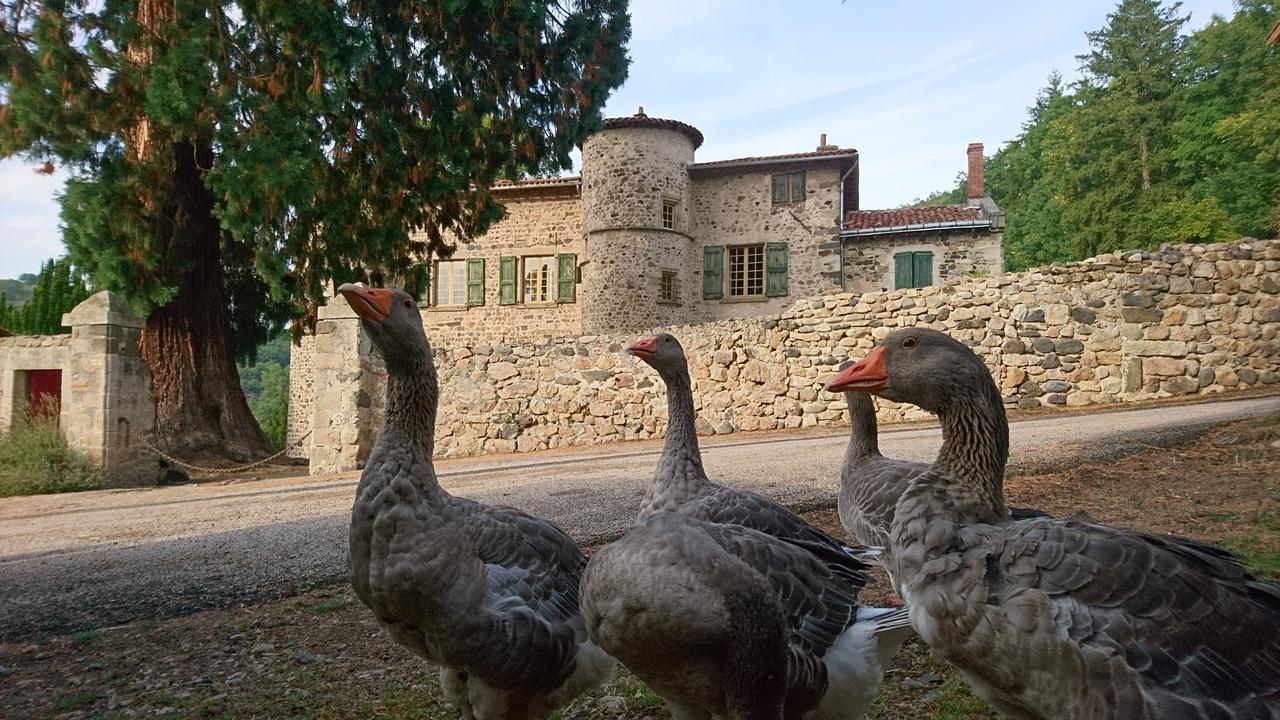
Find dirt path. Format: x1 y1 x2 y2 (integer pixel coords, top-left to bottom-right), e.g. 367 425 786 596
3 394 1277 642
1 412 1276 720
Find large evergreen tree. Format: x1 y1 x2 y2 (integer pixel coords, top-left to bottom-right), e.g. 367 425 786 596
1 0 630 461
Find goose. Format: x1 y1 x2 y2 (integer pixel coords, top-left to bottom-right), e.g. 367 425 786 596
628 333 869 562
582 510 913 720
835 366 1050 593
579 333 914 719
825 327 1280 719
339 284 613 720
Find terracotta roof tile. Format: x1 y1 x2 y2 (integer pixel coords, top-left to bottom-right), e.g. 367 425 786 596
843 204 987 233
691 146 856 169
491 175 580 189
603 114 704 148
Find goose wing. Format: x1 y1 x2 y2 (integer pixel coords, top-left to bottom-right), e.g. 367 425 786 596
973 518 1280 713
840 455 928 550
695 517 863 658
684 486 874 593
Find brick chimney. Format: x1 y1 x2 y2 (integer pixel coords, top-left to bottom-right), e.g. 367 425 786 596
967 142 985 199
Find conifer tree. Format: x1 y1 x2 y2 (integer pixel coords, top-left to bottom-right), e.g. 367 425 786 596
2 1 630 460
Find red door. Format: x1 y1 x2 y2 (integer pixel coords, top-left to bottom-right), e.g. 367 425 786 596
28 369 62 420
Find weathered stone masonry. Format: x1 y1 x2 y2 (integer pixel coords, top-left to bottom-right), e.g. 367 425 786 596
298 238 1280 474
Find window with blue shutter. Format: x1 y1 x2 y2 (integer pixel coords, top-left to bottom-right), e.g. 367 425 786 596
703 246 724 299
556 253 577 303
765 242 788 297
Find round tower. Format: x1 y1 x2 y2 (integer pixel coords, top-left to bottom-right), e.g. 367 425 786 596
580 109 703 333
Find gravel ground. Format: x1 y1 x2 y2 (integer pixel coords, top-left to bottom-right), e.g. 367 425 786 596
1 394 1277 641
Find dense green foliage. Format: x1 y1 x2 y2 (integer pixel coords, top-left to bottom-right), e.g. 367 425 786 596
0 258 90 335
918 1 1279 270
0 411 99 497
1 0 629 458
238 334 291 449
2 0 631 326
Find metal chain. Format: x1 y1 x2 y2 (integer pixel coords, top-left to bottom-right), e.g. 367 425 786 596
144 430 313 476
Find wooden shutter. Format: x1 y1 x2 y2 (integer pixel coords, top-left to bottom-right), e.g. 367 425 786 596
466 258 485 306
765 242 788 297
556 253 577 303
894 253 913 289
499 256 517 305
771 175 788 205
791 172 806 203
703 246 724 299
912 252 933 288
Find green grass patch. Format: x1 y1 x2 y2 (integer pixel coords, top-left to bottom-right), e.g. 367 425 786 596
53 691 102 712
69 629 100 646
308 597 352 614
0 409 99 497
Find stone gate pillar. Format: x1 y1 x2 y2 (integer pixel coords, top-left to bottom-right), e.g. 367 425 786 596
307 293 382 475
61 291 156 483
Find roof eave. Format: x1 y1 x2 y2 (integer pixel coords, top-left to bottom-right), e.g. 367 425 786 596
490 179 582 192
689 151 859 173
841 219 992 237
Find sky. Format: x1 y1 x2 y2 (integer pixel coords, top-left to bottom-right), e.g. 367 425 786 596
0 0 1238 279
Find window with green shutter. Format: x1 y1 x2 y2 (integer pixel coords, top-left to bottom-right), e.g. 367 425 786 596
771 172 805 205
703 245 724 299
765 242 788 297
556 253 577 303
499 256 517 305
894 251 934 289
466 258 485 306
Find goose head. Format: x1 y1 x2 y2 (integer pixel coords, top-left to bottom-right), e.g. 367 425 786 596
627 332 688 379
337 284 431 368
824 328 992 414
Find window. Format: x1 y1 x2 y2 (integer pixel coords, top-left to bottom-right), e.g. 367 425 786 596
661 200 676 230
659 270 678 303
434 260 468 306
728 245 765 297
771 172 805 205
894 251 934 289
702 243 788 300
522 255 555 303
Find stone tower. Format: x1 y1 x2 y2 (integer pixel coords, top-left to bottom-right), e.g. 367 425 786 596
580 110 703 333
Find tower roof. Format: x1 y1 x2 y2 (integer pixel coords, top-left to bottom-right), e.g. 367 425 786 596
602 108 704 149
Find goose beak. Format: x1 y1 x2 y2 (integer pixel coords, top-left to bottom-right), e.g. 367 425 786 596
338 283 394 325
627 335 659 360
825 347 888 393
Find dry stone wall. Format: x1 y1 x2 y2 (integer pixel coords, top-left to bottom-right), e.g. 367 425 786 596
304 238 1280 473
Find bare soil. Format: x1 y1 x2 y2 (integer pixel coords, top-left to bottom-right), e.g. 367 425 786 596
2 414 1276 720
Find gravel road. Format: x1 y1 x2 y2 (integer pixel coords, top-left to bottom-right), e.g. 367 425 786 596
2 394 1277 640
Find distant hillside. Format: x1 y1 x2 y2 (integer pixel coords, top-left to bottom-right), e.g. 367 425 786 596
0 276 36 305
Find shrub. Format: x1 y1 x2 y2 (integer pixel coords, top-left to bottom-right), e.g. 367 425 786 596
0 411 99 497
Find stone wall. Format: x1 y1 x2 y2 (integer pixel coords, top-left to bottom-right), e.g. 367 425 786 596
301 238 1280 472
842 228 1004 294
285 333 315 458
688 162 845 322
0 333 71 432
0 291 156 483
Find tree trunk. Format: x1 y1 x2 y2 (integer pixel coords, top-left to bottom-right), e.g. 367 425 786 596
139 140 274 463
1138 131 1151 190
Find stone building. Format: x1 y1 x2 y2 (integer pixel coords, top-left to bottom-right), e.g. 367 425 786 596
404 110 1002 343
840 143 1005 293
286 111 1005 451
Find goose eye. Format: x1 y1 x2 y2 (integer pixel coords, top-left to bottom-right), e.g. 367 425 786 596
402 299 414 309
902 337 917 349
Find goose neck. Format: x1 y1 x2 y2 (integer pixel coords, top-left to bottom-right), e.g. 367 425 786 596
928 388 1009 523
844 392 880 459
658 366 707 478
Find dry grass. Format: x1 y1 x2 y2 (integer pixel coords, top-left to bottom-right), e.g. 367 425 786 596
1 414 1276 719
